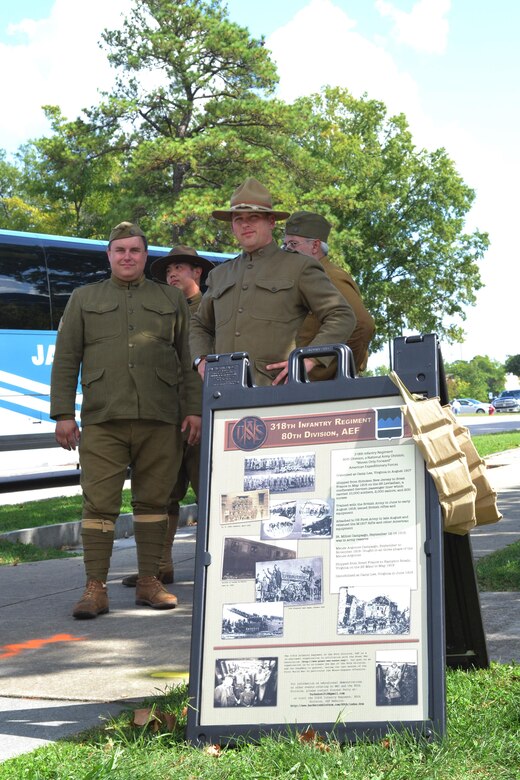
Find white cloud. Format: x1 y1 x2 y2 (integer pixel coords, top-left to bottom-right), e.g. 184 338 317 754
375 0 451 54
267 0 422 119
0 0 132 154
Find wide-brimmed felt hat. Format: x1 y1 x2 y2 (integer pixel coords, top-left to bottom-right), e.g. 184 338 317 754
285 211 331 243
150 245 215 283
212 177 290 222
108 221 146 243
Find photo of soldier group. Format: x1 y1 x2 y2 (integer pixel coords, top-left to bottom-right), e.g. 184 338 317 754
375 651 418 707
221 537 297 580
214 658 278 708
337 586 411 636
260 497 334 540
221 601 284 640
220 489 270 525
243 453 316 494
255 556 322 605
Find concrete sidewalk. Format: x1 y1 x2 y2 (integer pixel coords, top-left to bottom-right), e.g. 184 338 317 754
1 450 519 762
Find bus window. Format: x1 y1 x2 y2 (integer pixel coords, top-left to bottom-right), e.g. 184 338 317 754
0 243 51 330
46 247 109 328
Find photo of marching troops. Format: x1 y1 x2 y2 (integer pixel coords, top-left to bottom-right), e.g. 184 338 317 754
255 557 322 605
220 489 270 525
337 586 411 635
221 601 284 640
214 658 278 708
243 453 316 494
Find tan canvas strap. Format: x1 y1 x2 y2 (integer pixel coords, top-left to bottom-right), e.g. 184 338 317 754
81 518 114 532
388 370 424 404
133 514 168 524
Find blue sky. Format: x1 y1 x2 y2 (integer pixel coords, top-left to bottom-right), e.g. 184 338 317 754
0 1 518 372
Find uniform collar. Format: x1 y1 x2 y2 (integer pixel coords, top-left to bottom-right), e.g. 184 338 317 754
187 290 202 305
110 273 146 289
239 240 280 261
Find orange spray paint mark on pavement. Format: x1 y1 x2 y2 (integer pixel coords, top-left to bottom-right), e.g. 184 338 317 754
0 633 85 659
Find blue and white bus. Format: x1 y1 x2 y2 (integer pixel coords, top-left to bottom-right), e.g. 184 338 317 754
0 228 229 479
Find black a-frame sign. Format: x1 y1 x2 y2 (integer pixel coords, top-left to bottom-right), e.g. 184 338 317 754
187 334 486 745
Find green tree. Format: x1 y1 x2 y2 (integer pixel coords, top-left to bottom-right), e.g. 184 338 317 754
504 355 520 379
446 356 505 400
284 87 489 352
91 0 292 246
16 106 123 238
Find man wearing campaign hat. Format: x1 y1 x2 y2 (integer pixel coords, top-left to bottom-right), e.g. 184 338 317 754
50 223 202 618
284 211 375 375
122 245 214 588
190 178 356 386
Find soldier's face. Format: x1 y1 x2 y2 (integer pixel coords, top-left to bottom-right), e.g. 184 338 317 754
231 213 275 253
166 262 201 297
107 236 147 282
283 234 318 257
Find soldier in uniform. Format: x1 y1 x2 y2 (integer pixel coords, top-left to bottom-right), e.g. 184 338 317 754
122 245 214 587
50 223 202 619
284 211 375 375
190 178 357 386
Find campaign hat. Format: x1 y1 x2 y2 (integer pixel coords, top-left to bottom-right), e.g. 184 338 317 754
150 245 214 284
212 177 290 222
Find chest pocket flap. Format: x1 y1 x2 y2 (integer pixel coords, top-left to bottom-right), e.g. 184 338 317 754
255 278 294 293
210 279 236 299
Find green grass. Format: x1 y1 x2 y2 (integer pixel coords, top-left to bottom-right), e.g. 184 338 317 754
0 486 197 534
476 539 520 591
0 537 80 564
1 667 519 779
472 431 520 458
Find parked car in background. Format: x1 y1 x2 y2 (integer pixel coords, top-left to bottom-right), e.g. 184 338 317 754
455 398 490 414
493 390 520 413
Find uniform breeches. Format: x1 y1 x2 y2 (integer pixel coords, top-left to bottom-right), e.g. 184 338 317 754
167 440 201 516
79 420 183 522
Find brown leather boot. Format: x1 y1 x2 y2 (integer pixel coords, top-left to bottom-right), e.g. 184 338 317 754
73 580 109 619
135 576 178 609
122 568 173 587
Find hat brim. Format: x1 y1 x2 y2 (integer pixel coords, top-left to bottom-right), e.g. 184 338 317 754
150 254 215 283
212 207 290 222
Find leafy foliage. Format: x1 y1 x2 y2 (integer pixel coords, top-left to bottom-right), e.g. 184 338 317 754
504 354 520 379
284 87 489 351
445 355 506 400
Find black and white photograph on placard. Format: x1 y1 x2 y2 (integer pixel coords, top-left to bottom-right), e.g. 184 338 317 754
221 601 284 640
337 586 411 635
261 499 298 540
221 537 297 580
243 453 316 494
375 650 418 707
214 658 278 708
255 556 322 605
299 498 334 538
220 489 269 525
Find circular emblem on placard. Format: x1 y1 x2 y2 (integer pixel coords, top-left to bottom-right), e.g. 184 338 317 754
232 416 268 451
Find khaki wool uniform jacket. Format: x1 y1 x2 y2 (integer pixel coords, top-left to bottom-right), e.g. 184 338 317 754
190 241 356 386
297 256 376 377
50 274 201 425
